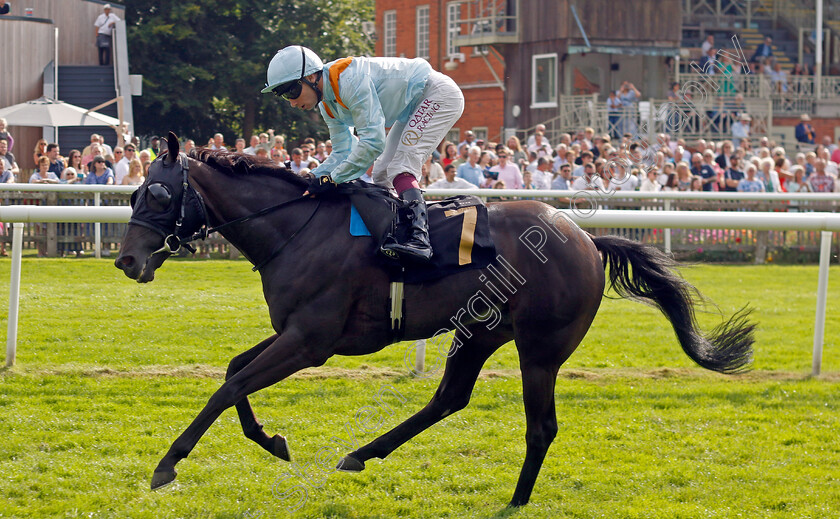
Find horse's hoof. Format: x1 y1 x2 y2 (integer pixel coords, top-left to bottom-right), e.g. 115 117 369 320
270 434 291 462
151 468 177 490
336 455 365 472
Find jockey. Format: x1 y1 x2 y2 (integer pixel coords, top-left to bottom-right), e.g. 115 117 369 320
262 45 465 262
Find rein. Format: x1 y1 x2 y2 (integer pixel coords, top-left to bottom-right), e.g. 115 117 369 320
182 187 319 273
145 152 319 272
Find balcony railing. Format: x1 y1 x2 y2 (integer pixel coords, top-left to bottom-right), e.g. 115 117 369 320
683 0 774 25
674 72 840 113
450 0 519 47
516 94 774 147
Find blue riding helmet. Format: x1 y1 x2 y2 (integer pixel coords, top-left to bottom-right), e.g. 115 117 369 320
262 45 324 102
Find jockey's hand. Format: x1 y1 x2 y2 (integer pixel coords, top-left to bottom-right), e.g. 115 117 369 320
304 175 337 197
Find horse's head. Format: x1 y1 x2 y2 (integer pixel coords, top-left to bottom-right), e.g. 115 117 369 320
115 132 207 282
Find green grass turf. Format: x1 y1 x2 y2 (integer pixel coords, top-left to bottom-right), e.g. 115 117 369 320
0 258 839 518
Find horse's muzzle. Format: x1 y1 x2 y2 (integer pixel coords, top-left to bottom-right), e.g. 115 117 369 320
115 225 169 283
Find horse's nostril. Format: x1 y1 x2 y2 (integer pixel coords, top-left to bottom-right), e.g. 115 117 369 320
116 255 135 269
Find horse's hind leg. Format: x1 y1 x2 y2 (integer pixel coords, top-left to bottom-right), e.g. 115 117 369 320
508 323 588 507
225 334 290 462
508 360 560 507
339 328 507 471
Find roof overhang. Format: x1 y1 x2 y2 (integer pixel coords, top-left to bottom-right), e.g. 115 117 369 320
568 44 680 57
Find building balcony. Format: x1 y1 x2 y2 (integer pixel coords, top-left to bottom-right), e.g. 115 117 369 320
450 0 520 47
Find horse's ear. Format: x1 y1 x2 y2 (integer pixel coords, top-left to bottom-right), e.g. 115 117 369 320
166 131 180 161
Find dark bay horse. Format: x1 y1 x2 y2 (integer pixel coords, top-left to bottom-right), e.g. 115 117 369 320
115 132 754 507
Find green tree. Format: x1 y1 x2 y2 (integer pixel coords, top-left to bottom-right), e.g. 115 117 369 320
126 0 373 145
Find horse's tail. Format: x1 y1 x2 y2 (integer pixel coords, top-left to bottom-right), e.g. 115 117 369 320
591 235 754 374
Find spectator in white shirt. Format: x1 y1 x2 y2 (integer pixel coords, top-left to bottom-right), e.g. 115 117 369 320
532 157 554 190
286 148 304 173
571 163 605 191
526 124 551 149
211 133 227 151
243 135 260 155
458 130 477 152
701 34 715 56
527 131 552 158
428 164 479 189
112 146 131 185
639 169 662 191
606 159 639 191
94 4 120 66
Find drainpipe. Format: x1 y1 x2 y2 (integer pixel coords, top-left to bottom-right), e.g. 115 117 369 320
816 0 823 99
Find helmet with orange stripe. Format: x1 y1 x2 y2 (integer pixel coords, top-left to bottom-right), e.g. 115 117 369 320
262 46 324 103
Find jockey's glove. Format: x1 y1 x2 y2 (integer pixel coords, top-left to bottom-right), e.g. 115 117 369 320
307 175 337 196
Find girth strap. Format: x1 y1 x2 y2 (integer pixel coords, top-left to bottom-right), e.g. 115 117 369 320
388 266 407 342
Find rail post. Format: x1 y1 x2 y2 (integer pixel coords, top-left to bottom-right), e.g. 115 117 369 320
5 223 24 368
664 199 672 254
811 231 833 376
94 192 102 259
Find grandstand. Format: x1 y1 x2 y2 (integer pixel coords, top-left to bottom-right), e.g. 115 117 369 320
0 0 137 171
375 0 840 148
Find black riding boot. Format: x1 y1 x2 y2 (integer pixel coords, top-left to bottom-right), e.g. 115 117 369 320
383 188 433 262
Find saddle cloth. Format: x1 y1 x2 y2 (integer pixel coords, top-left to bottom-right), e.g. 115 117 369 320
342 181 496 283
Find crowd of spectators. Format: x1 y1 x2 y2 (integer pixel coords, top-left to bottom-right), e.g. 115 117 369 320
5 121 840 198
3 120 840 257
414 125 840 195
177 122 839 197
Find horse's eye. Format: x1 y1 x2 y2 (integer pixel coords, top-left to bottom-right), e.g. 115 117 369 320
147 183 172 212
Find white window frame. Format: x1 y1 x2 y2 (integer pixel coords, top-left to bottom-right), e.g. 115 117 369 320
472 127 488 141
446 2 461 58
531 53 558 109
416 5 430 59
447 128 460 145
384 10 397 57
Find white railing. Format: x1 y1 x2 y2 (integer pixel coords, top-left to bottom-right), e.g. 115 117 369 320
3 194 837 375
0 184 136 258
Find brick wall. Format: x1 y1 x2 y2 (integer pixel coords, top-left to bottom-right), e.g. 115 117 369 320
375 0 505 144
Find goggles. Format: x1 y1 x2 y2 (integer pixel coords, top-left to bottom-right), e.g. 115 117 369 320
272 80 303 100
271 46 307 100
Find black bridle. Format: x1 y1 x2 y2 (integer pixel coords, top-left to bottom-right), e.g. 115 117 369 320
130 151 319 272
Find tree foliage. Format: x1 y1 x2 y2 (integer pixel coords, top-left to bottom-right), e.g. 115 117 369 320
125 0 374 145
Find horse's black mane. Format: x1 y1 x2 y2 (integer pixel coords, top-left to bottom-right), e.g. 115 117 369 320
189 148 308 188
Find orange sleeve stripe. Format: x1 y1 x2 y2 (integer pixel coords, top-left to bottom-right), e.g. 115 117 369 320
329 57 353 110
323 102 335 119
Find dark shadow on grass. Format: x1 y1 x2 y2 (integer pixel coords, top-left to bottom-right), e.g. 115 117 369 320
483 506 521 519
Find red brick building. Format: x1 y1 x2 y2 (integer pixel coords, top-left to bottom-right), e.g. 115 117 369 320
374 0 506 144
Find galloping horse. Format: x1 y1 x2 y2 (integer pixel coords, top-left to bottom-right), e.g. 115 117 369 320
115 133 754 507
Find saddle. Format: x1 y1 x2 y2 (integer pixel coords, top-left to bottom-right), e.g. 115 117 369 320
335 181 496 283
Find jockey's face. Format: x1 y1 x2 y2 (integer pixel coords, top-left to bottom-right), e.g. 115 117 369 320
288 74 320 111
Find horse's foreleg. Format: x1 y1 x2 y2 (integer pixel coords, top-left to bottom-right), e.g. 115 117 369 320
151 330 317 489
338 329 506 471
225 334 291 462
